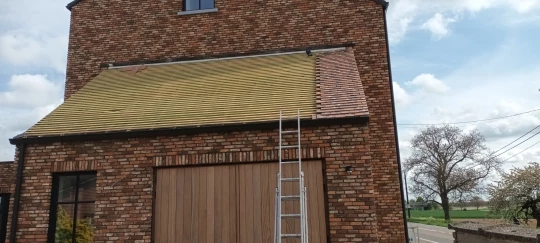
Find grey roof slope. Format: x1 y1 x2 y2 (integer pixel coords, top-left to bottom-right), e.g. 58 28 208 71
67 0 388 10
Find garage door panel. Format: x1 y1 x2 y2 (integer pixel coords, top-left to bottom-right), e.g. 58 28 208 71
253 164 262 242
227 165 239 243
154 169 164 243
199 168 207 242
280 163 300 180
306 160 327 243
238 161 326 243
238 163 279 243
155 165 237 243
155 161 326 243
169 169 178 242
238 163 249 242
174 168 184 243
260 163 274 243
181 168 192 243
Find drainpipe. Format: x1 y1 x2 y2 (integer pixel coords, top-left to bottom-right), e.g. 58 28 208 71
9 143 26 243
381 3 411 243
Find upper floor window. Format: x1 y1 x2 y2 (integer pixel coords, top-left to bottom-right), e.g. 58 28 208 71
47 173 96 243
184 0 215 11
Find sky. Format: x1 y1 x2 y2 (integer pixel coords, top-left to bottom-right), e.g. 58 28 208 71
0 0 539 173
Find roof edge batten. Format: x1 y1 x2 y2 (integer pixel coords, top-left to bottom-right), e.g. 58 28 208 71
108 47 346 69
100 44 354 69
10 116 369 145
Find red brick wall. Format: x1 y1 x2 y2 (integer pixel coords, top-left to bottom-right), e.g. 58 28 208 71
0 161 15 194
67 0 387 99
12 124 385 243
56 0 405 241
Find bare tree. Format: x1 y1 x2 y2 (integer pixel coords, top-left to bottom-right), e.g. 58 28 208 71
489 162 540 228
404 125 501 220
470 196 485 210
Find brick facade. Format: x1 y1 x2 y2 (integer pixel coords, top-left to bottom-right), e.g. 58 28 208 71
3 0 406 242
11 124 387 243
64 0 405 239
0 162 15 194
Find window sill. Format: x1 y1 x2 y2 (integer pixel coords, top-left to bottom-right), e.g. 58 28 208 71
177 8 218 16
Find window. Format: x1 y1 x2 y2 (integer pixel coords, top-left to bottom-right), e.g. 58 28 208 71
0 194 9 243
184 0 215 11
48 173 96 243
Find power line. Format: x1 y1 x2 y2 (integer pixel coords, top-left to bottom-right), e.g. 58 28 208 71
490 125 540 156
397 108 540 126
490 130 540 161
502 139 540 163
463 127 540 170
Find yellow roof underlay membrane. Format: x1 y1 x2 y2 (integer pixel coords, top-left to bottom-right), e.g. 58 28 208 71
23 53 318 137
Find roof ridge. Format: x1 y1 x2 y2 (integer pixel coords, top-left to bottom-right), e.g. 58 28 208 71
67 0 388 10
102 46 348 69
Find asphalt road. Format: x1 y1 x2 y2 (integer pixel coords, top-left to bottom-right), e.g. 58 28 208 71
408 222 454 243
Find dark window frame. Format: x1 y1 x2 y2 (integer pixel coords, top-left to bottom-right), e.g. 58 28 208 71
0 194 9 243
47 172 96 243
183 0 215 11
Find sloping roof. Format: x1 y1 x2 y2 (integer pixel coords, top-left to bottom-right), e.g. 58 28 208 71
23 53 318 137
316 50 369 118
20 48 369 138
66 0 388 10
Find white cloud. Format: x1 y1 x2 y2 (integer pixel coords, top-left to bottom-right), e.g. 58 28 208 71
0 98 62 161
0 74 62 160
0 103 61 161
421 13 456 39
0 74 63 107
474 101 540 140
0 0 69 160
406 73 450 94
397 41 540 171
0 33 68 73
386 0 540 44
0 0 70 73
387 0 418 44
393 82 412 107
510 0 539 13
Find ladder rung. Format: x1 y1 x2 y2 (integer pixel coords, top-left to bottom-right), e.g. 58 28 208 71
280 115 299 119
281 160 299 164
281 178 300 182
281 234 302 238
282 214 301 218
281 195 300 201
281 145 299 149
281 130 298 134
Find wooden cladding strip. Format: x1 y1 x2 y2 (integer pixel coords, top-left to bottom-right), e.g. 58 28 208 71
154 147 325 167
51 160 98 172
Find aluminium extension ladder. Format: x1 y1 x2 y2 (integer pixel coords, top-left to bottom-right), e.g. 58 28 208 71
274 110 308 243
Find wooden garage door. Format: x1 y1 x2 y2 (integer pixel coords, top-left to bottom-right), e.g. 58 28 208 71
155 165 237 243
155 161 327 243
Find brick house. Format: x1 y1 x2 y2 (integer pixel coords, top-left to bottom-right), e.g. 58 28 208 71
0 0 407 242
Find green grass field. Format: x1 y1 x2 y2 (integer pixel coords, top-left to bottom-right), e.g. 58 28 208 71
410 209 501 219
407 209 504 227
408 217 450 227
